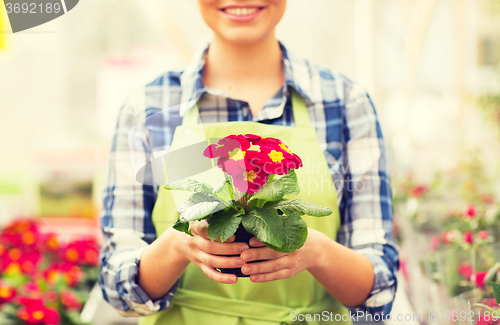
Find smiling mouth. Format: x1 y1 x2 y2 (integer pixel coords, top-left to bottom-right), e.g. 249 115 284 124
220 7 265 16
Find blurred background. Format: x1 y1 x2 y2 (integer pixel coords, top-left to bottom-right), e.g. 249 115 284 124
1 0 500 324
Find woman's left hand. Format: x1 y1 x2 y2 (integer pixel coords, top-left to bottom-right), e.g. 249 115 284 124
239 228 323 282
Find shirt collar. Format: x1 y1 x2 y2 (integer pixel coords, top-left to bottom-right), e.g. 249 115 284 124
179 41 314 117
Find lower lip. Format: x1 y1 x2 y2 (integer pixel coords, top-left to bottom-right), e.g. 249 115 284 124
220 8 264 22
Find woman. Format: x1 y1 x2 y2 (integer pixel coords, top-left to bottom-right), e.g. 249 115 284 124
99 1 399 324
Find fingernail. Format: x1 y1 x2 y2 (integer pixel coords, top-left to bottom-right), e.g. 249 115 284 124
242 253 252 261
229 276 237 283
243 265 252 273
239 245 249 252
235 259 244 266
251 275 259 281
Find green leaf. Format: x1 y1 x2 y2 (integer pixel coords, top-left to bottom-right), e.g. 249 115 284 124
485 262 500 283
177 193 216 215
212 179 227 195
37 278 48 291
173 219 192 236
212 179 234 205
65 311 84 325
248 199 261 209
277 169 300 195
165 178 214 194
0 304 18 317
474 303 498 313
207 209 244 243
82 265 99 284
266 198 332 217
492 282 500 306
179 201 220 222
2 274 27 287
265 213 308 253
242 208 284 248
250 180 285 202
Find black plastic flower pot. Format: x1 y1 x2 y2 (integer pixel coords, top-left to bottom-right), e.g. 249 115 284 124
217 223 255 278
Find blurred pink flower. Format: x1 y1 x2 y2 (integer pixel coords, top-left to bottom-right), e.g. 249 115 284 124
463 231 474 244
481 298 500 309
444 230 459 243
481 194 494 205
410 185 428 198
477 231 489 240
458 264 473 281
0 282 16 305
441 231 450 245
61 290 82 310
465 205 477 219
431 235 441 251
474 271 488 288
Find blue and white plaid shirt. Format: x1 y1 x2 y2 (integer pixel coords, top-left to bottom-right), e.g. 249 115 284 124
99 41 399 318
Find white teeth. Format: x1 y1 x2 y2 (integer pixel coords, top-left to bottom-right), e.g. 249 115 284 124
225 7 258 16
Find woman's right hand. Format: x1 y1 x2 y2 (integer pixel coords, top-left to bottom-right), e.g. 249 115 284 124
139 221 248 300
178 220 249 284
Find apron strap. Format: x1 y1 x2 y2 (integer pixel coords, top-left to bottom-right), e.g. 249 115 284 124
182 89 311 128
171 288 342 323
182 101 200 127
290 88 311 128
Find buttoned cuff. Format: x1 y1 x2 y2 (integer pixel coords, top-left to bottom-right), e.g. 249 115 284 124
348 252 397 319
112 247 179 317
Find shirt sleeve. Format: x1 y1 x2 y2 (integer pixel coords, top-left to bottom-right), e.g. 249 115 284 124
337 81 399 318
99 91 179 317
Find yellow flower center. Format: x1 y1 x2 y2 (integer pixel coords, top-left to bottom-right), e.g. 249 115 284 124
268 150 284 163
47 237 59 250
15 221 29 233
243 170 258 182
48 270 61 283
85 249 97 263
8 248 22 261
5 263 21 275
0 287 12 298
22 232 35 245
279 143 292 154
228 148 245 161
66 248 79 262
33 311 45 320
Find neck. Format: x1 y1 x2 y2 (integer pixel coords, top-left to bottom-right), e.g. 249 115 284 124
203 33 283 87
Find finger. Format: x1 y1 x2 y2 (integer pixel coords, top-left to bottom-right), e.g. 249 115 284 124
196 251 245 269
194 235 249 255
214 234 236 243
240 246 285 262
248 237 266 247
241 255 290 275
197 263 238 284
191 220 209 239
249 268 292 283
223 234 236 243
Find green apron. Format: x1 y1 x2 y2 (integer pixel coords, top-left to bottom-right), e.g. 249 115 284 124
140 90 352 325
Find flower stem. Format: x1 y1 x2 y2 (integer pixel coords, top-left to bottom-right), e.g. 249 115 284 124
238 193 252 213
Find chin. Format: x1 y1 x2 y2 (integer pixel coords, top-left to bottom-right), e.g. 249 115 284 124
216 29 274 45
